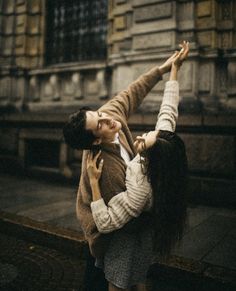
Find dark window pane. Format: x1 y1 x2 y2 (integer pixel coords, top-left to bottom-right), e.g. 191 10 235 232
45 0 108 64
26 139 60 168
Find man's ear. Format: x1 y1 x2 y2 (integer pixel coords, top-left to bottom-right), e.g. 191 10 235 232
93 138 102 145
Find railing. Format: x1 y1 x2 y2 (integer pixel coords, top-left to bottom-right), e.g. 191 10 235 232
45 0 108 65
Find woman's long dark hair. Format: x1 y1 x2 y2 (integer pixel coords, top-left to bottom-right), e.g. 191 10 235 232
145 130 188 258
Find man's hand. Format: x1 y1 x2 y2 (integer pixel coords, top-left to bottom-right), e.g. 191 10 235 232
159 40 190 75
173 41 189 70
159 51 179 75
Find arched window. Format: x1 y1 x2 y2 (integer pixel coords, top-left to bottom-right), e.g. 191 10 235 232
45 0 108 65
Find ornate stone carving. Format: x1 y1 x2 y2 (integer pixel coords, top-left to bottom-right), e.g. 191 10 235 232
221 32 231 49
134 2 172 22
27 15 40 34
197 31 215 48
26 36 38 56
114 15 127 30
2 0 15 14
16 2 27 14
133 0 166 7
197 1 211 18
133 31 173 50
221 2 231 20
28 0 42 14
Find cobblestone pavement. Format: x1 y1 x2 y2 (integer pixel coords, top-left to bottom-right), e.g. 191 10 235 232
0 233 85 291
0 174 236 291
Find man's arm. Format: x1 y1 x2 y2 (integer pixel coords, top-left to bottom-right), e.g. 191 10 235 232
90 157 150 233
99 53 178 122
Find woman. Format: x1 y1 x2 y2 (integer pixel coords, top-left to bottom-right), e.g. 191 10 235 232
87 42 189 291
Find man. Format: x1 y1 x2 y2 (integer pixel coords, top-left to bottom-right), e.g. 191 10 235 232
63 52 178 290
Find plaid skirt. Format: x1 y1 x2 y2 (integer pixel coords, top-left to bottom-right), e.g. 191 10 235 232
96 226 153 289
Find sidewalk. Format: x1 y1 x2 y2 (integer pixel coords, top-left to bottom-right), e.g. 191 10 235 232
0 173 236 290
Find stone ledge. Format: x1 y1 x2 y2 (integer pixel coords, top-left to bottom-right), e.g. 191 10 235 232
188 176 236 207
149 256 236 290
0 110 235 130
0 211 87 259
28 61 107 75
1 210 235 290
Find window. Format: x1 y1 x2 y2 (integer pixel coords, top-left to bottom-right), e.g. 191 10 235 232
26 139 60 168
45 0 108 65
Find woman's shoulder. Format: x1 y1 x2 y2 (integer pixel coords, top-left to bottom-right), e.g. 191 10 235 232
127 154 142 169
126 154 146 182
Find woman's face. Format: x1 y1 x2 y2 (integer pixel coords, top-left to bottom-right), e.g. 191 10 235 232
134 130 158 153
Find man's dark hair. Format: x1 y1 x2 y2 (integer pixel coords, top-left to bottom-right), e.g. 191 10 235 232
63 107 97 150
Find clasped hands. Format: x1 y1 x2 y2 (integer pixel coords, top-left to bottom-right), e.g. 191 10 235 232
87 41 190 180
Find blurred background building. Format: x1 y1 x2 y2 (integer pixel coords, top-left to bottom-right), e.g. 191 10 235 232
0 0 235 206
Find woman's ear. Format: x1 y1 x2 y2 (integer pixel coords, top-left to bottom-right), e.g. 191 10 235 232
93 138 102 145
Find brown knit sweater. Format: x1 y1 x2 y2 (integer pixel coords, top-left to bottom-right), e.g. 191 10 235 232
76 66 162 258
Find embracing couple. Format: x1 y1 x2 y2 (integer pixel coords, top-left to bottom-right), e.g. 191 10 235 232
63 41 189 291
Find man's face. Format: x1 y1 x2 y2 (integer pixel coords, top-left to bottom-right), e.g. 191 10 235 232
86 111 122 144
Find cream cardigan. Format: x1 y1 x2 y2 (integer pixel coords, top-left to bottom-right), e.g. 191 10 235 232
91 80 179 233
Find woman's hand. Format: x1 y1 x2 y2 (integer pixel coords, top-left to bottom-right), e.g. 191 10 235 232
86 150 104 184
159 51 179 75
173 41 189 70
170 41 189 81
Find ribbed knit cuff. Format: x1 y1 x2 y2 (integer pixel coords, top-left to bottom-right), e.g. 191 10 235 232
91 198 106 213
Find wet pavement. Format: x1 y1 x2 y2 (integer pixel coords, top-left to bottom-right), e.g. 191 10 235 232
0 233 85 291
0 174 81 233
0 173 236 290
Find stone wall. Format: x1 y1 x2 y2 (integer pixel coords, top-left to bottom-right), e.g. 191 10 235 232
107 0 236 205
0 0 235 205
108 0 236 112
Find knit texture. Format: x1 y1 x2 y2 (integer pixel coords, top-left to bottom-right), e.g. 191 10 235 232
76 66 162 258
91 80 179 233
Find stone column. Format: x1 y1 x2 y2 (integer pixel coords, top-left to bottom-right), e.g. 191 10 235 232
0 0 45 111
97 70 108 100
72 73 83 100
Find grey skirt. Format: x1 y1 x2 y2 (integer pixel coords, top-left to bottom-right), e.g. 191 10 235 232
96 226 153 289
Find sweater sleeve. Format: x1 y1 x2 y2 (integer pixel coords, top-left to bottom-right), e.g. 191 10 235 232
90 156 152 233
100 67 162 122
155 80 179 132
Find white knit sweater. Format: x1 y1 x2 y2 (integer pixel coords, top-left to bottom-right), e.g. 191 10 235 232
91 80 179 233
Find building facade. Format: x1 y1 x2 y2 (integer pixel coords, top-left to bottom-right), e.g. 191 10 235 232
0 0 235 205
